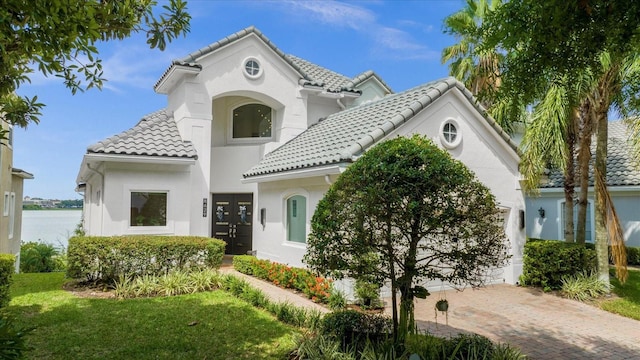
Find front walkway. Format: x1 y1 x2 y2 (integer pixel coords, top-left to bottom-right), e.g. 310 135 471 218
220 262 640 360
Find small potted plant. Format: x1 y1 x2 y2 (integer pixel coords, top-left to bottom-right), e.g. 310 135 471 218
435 299 449 312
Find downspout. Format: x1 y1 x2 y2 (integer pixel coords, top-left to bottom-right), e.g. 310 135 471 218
324 175 333 185
86 163 105 235
336 97 346 110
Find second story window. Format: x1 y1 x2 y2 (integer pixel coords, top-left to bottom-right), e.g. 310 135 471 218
232 104 272 139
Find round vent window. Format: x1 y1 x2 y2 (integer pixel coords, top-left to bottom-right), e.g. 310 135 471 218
439 119 462 149
243 57 263 79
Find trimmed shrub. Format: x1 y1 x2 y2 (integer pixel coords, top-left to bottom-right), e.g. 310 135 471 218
610 246 640 266
628 246 640 266
233 256 332 303
321 310 392 349
231 255 254 275
67 236 225 283
20 242 66 273
520 239 596 291
0 254 14 308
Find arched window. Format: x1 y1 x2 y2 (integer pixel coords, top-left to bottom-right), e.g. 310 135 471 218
232 103 272 139
286 195 307 243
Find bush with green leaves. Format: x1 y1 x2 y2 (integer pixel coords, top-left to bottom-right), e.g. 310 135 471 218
0 255 14 308
354 279 383 309
520 239 596 291
113 269 222 298
305 135 510 341
0 315 32 360
561 271 608 301
233 255 332 303
19 242 66 273
321 310 392 350
327 288 347 311
67 235 225 283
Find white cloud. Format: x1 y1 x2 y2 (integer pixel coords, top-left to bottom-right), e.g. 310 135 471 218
279 0 437 60
283 0 377 31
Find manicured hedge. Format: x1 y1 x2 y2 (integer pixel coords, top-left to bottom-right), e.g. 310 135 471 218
609 245 640 266
67 236 226 283
627 246 640 266
0 254 15 308
520 239 596 291
233 255 331 303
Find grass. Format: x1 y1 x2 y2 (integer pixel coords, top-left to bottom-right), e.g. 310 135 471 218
599 268 640 320
4 273 298 359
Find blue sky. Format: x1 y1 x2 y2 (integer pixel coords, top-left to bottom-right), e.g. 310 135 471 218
15 0 463 200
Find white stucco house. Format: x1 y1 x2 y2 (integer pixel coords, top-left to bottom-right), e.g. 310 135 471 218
76 26 526 284
526 120 640 247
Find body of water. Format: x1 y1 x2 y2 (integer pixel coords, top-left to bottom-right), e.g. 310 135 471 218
21 210 82 249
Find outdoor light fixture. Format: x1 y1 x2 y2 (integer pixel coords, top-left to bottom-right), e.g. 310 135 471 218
260 208 266 229
538 207 545 219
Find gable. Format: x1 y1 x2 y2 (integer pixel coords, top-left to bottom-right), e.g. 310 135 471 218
243 77 518 180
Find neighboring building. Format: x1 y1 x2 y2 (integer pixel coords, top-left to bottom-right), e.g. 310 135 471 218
526 120 640 247
77 27 526 284
0 120 33 271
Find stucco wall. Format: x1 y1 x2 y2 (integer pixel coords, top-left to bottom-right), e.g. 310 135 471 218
526 189 640 247
85 162 193 236
252 89 525 285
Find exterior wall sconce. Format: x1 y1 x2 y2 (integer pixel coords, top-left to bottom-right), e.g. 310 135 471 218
260 208 266 229
538 207 545 218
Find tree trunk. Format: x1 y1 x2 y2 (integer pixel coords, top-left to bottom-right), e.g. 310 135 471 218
594 106 610 287
576 102 593 244
563 109 577 242
385 216 399 342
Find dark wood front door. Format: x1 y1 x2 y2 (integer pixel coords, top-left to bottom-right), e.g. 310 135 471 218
212 194 253 255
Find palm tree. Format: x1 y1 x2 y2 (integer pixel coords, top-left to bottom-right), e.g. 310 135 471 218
442 0 503 112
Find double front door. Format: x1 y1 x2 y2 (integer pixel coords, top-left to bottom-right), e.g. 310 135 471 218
212 194 253 255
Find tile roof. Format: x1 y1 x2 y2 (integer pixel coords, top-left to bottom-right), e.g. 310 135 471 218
543 120 640 188
87 109 197 159
244 77 516 178
154 26 372 94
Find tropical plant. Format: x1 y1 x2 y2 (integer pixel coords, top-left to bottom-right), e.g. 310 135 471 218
0 0 191 133
561 271 608 301
442 0 503 110
19 242 65 273
305 135 510 342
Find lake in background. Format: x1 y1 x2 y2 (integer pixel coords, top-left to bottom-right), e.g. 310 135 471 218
21 210 82 249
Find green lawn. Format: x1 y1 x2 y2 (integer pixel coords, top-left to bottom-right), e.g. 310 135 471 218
600 268 640 321
4 273 298 359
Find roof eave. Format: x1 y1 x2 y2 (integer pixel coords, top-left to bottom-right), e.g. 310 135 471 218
11 168 34 179
154 64 202 94
77 153 196 184
242 164 347 184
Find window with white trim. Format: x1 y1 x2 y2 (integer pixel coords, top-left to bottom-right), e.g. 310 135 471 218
8 192 15 238
439 119 462 149
560 200 593 242
232 103 273 139
243 57 263 79
286 195 307 243
130 192 167 227
2 192 8 216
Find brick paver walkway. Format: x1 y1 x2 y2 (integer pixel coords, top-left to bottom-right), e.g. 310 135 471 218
221 260 639 359
407 284 640 359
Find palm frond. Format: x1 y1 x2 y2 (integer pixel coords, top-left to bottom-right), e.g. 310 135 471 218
595 168 628 283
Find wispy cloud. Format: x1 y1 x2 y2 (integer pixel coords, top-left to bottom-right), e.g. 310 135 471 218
284 0 376 31
279 0 438 60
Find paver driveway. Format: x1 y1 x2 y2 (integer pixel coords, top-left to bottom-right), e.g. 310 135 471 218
407 284 640 359
225 265 639 359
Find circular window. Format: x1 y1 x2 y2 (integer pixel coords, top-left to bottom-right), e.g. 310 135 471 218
439 119 462 149
243 57 263 79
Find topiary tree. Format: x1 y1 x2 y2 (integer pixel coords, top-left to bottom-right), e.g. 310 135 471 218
304 135 510 342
